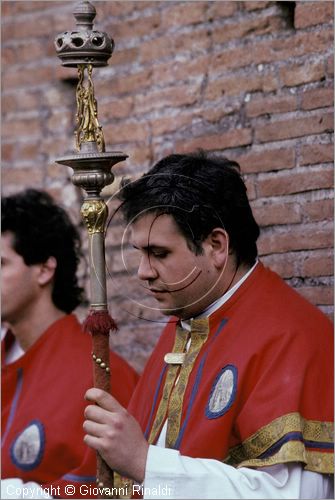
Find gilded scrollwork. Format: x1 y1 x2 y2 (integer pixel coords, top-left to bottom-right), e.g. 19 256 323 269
81 199 108 234
75 64 105 153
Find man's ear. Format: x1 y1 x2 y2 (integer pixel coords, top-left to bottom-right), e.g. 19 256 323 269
206 228 229 269
37 256 57 286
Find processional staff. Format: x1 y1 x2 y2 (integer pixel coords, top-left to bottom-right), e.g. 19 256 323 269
54 1 127 496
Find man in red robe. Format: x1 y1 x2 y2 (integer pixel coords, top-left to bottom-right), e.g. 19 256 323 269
83 152 333 499
1 189 138 499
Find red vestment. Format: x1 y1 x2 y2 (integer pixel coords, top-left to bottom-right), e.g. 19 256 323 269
128 263 333 473
2 314 138 498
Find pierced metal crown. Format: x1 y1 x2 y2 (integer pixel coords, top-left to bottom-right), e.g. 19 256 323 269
54 0 114 67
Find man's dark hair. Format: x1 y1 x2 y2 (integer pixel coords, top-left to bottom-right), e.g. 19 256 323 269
1 189 84 313
118 151 260 266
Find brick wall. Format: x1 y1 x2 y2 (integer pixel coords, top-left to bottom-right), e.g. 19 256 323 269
2 1 333 372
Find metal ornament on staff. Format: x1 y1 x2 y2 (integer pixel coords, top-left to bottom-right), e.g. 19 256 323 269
54 1 127 497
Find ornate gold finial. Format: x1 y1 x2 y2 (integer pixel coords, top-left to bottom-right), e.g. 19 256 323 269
75 64 105 152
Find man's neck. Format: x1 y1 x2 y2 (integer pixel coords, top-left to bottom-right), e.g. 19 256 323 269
180 260 257 323
199 260 258 318
9 301 65 352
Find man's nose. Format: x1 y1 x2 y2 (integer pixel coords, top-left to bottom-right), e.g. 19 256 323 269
137 254 158 281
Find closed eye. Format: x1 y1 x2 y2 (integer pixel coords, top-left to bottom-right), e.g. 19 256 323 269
150 250 169 259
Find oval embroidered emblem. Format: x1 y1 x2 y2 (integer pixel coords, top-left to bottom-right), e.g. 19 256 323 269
206 365 238 419
10 420 45 470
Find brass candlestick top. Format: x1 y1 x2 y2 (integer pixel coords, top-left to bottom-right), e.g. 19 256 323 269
55 0 127 177
55 0 114 67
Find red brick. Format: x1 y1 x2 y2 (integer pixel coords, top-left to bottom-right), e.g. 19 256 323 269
18 142 41 160
15 91 40 111
161 2 208 29
105 223 131 249
261 253 297 279
109 13 161 41
304 199 333 223
257 166 333 197
53 10 75 33
139 2 163 10
200 102 242 122
2 47 17 65
1 2 15 16
270 29 334 61
326 54 334 76
153 55 210 86
97 69 152 97
151 113 193 136
243 1 271 11
212 43 270 71
252 202 301 227
174 29 211 53
54 66 78 82
1 143 15 162
2 117 42 139
244 178 257 201
100 96 134 121
295 2 334 29
111 47 139 67
135 82 201 114
106 273 143 302
14 1 66 14
246 95 297 118
206 73 266 99
258 222 333 255
214 29 333 72
141 28 211 63
47 109 73 132
301 88 334 111
213 14 286 45
238 148 295 173
3 66 54 89
176 128 252 153
300 250 334 277
300 143 333 166
297 286 333 306
47 164 70 180
99 1 142 18
1 94 17 114
16 40 47 64
39 137 72 158
209 2 238 18
255 113 333 143
2 166 44 186
140 35 172 62
108 245 140 274
127 146 152 169
104 120 149 145
280 61 326 87
12 16 54 39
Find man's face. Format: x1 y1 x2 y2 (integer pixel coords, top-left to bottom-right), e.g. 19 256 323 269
1 232 40 326
130 213 221 319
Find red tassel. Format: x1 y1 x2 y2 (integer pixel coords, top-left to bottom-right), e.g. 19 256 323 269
83 309 118 336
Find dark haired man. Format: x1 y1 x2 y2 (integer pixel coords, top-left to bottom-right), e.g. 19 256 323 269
83 153 333 499
1 189 138 498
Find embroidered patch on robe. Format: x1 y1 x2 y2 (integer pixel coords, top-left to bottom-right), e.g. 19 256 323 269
10 420 45 470
206 364 238 419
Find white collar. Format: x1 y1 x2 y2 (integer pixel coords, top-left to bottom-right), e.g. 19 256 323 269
181 260 258 331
